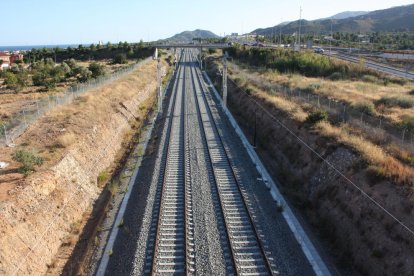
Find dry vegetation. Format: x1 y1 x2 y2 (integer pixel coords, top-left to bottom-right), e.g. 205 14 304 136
0 59 135 127
205 47 414 186
230 62 414 124
208 48 414 274
0 55 170 275
241 82 414 186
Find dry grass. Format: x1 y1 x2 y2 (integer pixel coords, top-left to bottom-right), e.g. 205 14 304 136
230 62 414 124
238 78 414 186
249 85 308 122
57 132 76 148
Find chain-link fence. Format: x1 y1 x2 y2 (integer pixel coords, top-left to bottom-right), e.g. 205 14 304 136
0 57 152 147
209 61 414 154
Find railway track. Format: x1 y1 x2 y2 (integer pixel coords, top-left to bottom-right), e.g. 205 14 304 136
144 49 276 275
189 50 277 275
330 52 414 81
144 51 195 275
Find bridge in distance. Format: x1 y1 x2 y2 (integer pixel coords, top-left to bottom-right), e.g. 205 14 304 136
154 43 231 49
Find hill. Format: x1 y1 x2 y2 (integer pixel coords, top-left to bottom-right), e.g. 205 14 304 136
160 29 219 43
252 4 414 35
326 11 368 20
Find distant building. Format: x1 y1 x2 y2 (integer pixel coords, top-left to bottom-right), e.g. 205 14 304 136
0 52 24 70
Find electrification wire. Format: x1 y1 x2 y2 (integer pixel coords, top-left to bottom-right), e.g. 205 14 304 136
224 74 414 237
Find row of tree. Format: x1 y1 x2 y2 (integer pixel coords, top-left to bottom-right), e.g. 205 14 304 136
260 31 414 50
1 58 106 91
24 40 152 64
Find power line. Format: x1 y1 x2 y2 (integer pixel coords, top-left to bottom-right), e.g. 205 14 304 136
226 76 414 238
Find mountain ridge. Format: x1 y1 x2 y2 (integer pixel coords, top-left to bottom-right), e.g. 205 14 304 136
251 4 414 35
159 29 219 43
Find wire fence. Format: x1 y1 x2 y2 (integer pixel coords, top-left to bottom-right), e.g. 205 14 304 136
226 63 414 155
0 57 152 147
205 65 414 240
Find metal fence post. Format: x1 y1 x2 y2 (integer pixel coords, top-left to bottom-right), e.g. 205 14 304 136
23 109 27 127
3 125 8 145
402 129 406 147
343 105 346 122
36 100 40 117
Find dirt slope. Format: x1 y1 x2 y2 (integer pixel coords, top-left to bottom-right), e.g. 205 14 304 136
0 59 160 275
220 72 414 275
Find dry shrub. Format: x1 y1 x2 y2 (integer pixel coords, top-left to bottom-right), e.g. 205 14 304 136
57 132 76 148
317 121 414 186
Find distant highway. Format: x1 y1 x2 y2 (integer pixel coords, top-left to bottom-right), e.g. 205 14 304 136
328 52 414 81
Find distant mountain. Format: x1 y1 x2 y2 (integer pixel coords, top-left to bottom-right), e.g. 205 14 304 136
160 29 220 43
251 4 414 35
326 11 368 20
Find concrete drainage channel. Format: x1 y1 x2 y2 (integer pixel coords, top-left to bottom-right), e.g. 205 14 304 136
203 72 331 276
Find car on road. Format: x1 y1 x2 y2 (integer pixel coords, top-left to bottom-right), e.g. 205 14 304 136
314 47 324 54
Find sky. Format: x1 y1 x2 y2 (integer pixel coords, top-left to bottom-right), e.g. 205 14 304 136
1 0 413 46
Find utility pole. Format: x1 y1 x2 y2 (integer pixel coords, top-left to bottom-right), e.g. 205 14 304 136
199 44 203 70
330 20 333 56
298 6 302 51
279 17 282 47
222 53 228 107
157 58 162 114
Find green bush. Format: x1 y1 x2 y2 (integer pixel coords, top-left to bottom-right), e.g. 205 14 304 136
97 170 109 186
4 71 29 91
305 110 328 125
400 115 414 132
328 72 343 80
361 75 379 83
3 71 19 89
88 62 106 78
353 101 375 115
76 67 92 83
376 96 414 109
113 53 127 64
12 149 44 175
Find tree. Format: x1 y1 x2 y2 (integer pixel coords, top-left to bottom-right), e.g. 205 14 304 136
113 53 127 64
3 72 19 90
0 59 3 66
76 67 92 82
3 71 29 91
64 58 77 70
90 43 96 51
88 62 105 78
60 62 72 77
138 39 144 48
106 41 112 49
32 70 55 89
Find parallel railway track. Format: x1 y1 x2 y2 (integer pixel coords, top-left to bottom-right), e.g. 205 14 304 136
145 49 276 275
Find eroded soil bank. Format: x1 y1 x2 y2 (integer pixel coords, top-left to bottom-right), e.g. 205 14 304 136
206 62 414 275
0 59 163 275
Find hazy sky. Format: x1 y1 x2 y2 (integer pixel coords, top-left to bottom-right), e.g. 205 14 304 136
1 0 413 45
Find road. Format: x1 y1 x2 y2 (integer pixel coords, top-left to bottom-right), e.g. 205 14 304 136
98 49 329 275
328 52 414 81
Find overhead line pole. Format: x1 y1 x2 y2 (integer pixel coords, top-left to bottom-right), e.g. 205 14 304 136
298 6 302 51
222 53 228 107
157 58 162 114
